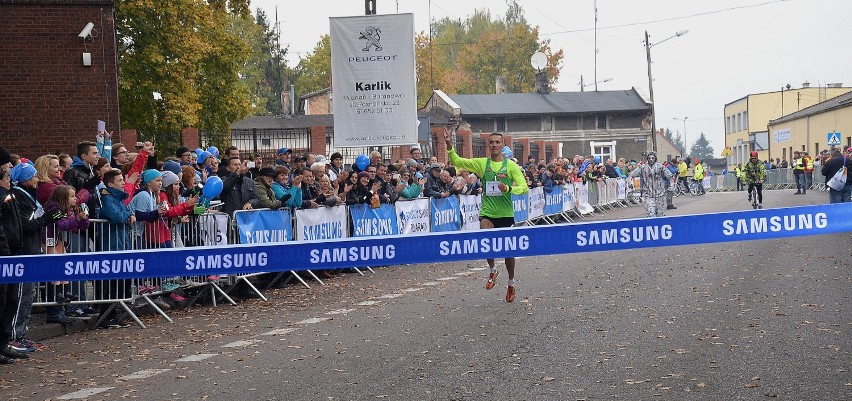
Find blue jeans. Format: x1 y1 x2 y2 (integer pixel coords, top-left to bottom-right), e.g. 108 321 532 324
794 172 806 192
829 185 852 203
804 171 813 189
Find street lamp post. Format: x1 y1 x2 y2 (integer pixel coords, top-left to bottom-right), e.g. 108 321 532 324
673 116 688 157
645 29 688 152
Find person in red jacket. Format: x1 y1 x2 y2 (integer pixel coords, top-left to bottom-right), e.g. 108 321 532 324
155 171 198 248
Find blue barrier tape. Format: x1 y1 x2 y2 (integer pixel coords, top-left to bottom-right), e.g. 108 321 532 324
0 203 849 284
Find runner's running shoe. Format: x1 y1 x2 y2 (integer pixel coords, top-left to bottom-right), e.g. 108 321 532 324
485 271 499 290
506 285 516 303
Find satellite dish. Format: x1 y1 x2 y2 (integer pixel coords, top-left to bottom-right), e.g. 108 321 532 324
530 52 547 71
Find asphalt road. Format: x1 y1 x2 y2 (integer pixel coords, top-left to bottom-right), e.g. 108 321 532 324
1 189 849 401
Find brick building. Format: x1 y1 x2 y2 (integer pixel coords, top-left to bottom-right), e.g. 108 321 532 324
0 0 120 158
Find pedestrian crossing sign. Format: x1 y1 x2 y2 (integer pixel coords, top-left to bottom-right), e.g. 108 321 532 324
827 132 841 146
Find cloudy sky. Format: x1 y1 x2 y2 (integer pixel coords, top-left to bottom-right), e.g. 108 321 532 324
251 0 850 154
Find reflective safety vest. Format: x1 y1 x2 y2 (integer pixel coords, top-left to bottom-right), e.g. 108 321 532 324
793 157 805 172
735 167 745 179
804 156 814 172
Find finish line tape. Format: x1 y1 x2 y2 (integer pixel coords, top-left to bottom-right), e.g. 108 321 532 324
1 203 849 283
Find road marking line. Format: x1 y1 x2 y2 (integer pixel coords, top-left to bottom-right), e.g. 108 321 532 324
296 317 332 324
377 293 403 299
221 339 263 348
326 308 356 315
455 271 476 276
356 300 380 306
58 388 114 399
119 369 171 380
469 267 488 271
403 287 423 292
175 354 217 362
421 282 440 286
261 328 298 336
436 277 458 281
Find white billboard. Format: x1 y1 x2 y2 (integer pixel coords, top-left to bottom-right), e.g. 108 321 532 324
330 14 417 147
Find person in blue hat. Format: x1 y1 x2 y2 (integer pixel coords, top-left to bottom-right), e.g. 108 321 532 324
275 147 292 167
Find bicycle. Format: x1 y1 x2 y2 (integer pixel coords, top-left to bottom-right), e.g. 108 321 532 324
748 186 759 209
688 179 703 196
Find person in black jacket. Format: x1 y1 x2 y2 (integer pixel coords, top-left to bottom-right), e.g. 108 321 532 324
64 141 103 219
219 157 259 216
0 149 21 363
821 148 852 203
1 161 64 360
345 172 382 205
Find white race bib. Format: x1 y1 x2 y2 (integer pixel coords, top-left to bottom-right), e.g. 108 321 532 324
485 181 502 197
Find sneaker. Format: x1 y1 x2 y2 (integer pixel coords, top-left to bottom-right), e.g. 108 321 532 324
485 271 499 290
0 346 28 359
666 205 677 210
9 341 35 353
747 195 752 201
758 204 763 209
66 308 90 318
138 285 160 294
505 285 516 303
80 307 99 316
161 282 180 292
793 191 801 195
0 355 13 365
207 275 220 281
168 292 186 302
18 338 45 351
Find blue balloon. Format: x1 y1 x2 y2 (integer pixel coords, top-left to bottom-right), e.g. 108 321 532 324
207 146 220 159
197 151 212 165
594 156 601 163
202 176 223 198
501 146 513 158
355 154 370 171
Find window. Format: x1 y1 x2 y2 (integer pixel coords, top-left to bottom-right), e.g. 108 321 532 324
590 141 616 162
736 113 742 132
743 111 748 130
596 114 607 130
541 116 552 131
726 116 731 134
495 118 506 132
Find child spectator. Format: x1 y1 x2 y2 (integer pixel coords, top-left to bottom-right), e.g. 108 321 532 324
43 185 92 319
128 170 168 249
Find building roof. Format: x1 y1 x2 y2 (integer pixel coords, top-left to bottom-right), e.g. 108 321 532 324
231 114 334 130
446 88 649 116
770 91 852 125
299 87 330 100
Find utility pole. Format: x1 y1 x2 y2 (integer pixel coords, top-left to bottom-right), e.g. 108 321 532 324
645 30 657 153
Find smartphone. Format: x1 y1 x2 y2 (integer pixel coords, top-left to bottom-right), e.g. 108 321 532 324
246 161 256 168
79 203 89 216
135 142 143 149
392 173 401 181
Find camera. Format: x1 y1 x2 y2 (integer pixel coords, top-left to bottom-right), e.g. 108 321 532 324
135 142 143 149
246 161 256 168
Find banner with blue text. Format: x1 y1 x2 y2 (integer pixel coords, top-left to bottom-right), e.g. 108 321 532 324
1 204 850 283
235 210 292 244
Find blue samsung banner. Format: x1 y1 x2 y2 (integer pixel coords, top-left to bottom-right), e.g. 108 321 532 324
350 204 399 237
235 210 292 244
431 196 461 232
544 188 563 215
1 204 851 283
512 193 529 223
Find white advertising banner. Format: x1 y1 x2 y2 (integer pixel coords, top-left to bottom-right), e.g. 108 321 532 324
296 206 348 241
562 184 575 212
330 14 417 146
458 194 482 231
528 186 545 219
575 183 594 215
617 178 627 200
201 213 230 247
395 198 431 234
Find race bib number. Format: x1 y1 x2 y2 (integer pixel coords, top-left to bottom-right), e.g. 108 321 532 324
485 181 501 196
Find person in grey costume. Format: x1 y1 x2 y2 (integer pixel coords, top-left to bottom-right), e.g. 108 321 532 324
630 151 674 217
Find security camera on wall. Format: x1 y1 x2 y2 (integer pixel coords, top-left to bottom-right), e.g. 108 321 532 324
79 22 94 39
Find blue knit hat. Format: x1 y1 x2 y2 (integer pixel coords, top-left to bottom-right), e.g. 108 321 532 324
10 162 37 184
141 169 162 185
162 160 181 175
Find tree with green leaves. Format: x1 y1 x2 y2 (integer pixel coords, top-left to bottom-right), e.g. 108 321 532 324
690 132 714 160
665 128 685 156
294 35 332 101
116 0 254 153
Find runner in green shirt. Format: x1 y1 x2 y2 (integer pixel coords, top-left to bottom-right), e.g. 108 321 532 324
444 130 528 302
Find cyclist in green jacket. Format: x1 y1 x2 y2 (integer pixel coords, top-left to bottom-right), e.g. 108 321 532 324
744 151 767 208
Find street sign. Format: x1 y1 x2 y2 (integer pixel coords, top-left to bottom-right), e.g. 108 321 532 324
721 146 733 157
827 132 842 146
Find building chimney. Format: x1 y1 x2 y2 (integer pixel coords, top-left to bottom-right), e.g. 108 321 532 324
534 71 549 94
495 76 507 94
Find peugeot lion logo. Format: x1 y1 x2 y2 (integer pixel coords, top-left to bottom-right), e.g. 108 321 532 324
359 26 382 51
